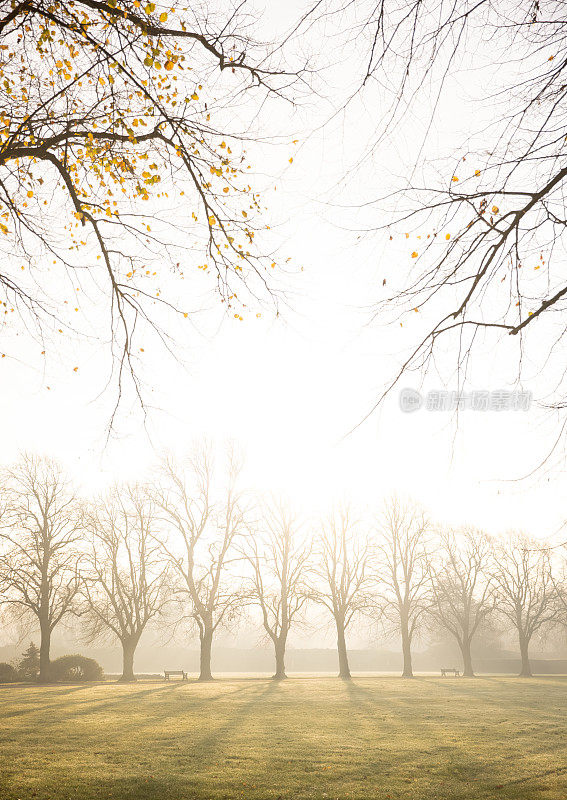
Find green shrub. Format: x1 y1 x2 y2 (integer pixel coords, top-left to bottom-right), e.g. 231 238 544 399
0 662 19 683
48 655 104 683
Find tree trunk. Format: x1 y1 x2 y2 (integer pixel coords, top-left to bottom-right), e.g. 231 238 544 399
273 637 287 680
401 622 413 678
38 621 51 683
336 621 351 680
460 639 475 678
518 633 532 677
118 638 137 683
199 627 214 681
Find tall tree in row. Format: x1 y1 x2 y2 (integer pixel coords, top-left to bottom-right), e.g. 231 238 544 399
81 486 169 682
493 535 559 678
428 529 495 678
243 501 310 680
310 507 372 680
377 498 430 678
155 446 245 681
0 455 82 682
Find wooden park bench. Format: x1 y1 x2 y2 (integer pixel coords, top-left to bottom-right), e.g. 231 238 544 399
164 669 188 681
440 667 460 677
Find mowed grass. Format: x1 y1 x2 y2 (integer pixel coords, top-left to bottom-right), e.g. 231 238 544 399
1 676 566 800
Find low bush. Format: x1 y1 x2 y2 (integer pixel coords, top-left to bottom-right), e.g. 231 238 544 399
0 662 19 683
48 655 104 683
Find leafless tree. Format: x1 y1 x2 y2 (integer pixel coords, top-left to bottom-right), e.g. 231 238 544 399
81 485 169 682
295 2 567 443
242 500 310 680
0 454 82 682
427 528 495 677
492 534 559 677
154 445 246 681
309 507 372 679
375 497 430 678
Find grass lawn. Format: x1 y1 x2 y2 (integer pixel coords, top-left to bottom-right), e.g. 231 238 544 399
0 676 566 800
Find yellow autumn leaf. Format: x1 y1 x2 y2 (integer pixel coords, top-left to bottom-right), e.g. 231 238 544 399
159 12 168 22
445 233 451 240
411 251 418 258
451 176 459 182
492 206 499 214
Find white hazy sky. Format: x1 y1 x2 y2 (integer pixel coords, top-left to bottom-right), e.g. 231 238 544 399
1 0 566 542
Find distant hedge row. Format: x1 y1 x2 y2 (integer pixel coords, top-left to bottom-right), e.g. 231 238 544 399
0 652 103 683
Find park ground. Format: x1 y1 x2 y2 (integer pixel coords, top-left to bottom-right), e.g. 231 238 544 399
0 676 566 800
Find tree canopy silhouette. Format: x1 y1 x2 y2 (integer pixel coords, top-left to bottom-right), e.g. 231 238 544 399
0 0 303 418
300 1 567 436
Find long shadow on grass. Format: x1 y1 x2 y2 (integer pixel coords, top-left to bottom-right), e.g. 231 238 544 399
63 680 276 744
188 680 280 758
345 678 567 799
65 681 260 725
0 681 246 722
0 684 102 718
432 675 567 721
182 680 332 798
1 682 282 800
343 679 505 792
